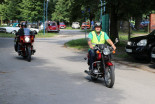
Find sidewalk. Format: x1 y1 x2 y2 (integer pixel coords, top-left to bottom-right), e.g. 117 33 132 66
113 56 155 73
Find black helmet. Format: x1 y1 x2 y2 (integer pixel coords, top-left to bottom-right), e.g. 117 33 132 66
94 23 102 28
20 22 27 28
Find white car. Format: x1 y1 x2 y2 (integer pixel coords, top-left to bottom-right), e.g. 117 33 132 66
0 27 20 34
0 26 39 34
30 28 39 34
72 22 80 29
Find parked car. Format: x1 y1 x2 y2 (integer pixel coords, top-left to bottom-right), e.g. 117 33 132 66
0 23 39 34
27 22 38 28
81 22 90 29
126 30 155 60
46 21 59 33
139 21 150 29
0 28 6 33
0 27 20 34
72 22 80 29
59 22 66 29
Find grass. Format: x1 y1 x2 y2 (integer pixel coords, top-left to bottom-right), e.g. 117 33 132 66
0 32 58 38
119 30 148 35
36 32 57 38
65 26 81 30
0 33 15 38
65 35 131 58
65 38 88 50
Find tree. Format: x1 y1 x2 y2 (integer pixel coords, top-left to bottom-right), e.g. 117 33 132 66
106 0 155 41
0 0 21 21
52 0 74 22
19 0 43 22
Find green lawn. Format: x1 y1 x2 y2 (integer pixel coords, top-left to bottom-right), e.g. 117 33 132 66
65 35 131 58
65 26 81 30
119 30 148 35
0 33 15 38
65 38 88 50
0 32 58 38
36 32 57 38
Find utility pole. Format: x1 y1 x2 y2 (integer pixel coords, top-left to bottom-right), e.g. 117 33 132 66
46 0 49 21
43 0 46 35
100 0 103 23
85 17 87 39
104 0 106 14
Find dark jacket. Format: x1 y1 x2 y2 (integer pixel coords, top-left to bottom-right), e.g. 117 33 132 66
16 28 24 36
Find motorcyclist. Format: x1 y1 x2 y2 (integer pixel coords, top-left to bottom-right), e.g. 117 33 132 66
16 23 31 53
88 23 116 73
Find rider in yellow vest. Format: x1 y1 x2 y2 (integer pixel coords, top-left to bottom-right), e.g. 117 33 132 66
88 24 116 71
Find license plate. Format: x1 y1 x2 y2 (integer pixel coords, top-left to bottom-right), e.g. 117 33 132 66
126 49 132 53
151 54 155 58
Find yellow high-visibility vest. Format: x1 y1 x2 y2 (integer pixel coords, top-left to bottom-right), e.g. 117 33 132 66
91 31 106 46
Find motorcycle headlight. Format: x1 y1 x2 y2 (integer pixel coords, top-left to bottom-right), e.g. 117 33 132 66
127 41 132 46
103 48 110 55
25 37 30 42
137 39 147 46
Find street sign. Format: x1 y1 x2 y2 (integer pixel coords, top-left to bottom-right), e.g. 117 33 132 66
150 14 155 32
102 14 109 35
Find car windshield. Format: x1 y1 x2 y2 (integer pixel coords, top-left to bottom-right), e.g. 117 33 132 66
82 23 88 25
74 22 79 24
24 28 31 35
149 30 155 35
60 23 65 25
49 23 56 26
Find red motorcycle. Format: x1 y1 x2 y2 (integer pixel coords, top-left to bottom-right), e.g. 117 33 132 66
85 39 118 88
14 34 36 62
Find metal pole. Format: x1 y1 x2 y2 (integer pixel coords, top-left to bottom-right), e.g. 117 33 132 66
85 17 87 39
46 0 49 21
43 0 46 35
104 0 106 13
100 0 103 23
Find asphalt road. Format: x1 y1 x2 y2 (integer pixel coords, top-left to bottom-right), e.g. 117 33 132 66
0 33 155 104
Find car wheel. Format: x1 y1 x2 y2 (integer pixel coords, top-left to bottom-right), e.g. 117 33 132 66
12 30 16 35
34 30 37 34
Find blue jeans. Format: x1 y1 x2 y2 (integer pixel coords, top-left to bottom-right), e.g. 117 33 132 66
89 49 96 70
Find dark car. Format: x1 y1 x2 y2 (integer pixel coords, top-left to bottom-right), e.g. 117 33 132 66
125 30 155 60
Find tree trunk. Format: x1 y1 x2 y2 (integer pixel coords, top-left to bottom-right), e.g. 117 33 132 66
128 20 131 40
110 6 119 42
121 21 129 32
135 15 142 30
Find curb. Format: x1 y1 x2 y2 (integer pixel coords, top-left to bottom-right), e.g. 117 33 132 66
113 58 155 73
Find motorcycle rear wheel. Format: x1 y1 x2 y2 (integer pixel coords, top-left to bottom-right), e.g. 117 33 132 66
104 66 115 88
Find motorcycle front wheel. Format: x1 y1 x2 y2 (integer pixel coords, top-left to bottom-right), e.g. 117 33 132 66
27 46 31 62
104 66 115 88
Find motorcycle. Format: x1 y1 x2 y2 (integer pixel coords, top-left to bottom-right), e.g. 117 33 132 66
14 32 36 62
85 39 118 88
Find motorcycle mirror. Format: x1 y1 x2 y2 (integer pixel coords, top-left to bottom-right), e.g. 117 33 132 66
115 38 119 43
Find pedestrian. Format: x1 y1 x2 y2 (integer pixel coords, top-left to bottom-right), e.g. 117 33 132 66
91 20 95 30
